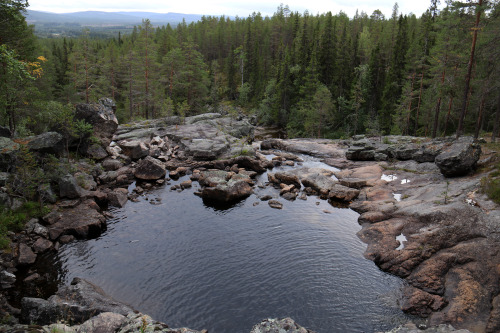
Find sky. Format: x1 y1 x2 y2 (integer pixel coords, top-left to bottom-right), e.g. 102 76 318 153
28 0 431 18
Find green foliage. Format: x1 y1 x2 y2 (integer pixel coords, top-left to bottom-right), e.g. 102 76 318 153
3 1 500 140
8 144 43 200
0 201 50 249
481 154 500 204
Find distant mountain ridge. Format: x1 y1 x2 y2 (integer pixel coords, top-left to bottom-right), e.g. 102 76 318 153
25 9 206 27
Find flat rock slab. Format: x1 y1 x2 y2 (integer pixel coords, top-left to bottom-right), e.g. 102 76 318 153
48 200 106 241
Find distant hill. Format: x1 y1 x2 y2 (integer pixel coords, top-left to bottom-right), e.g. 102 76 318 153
25 10 204 26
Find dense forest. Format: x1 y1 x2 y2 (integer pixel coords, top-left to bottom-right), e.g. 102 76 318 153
1 0 500 140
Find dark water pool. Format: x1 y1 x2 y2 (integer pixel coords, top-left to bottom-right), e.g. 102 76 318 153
51 159 411 333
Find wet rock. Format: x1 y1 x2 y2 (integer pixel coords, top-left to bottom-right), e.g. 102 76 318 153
269 172 301 188
17 243 37 266
118 140 149 160
232 156 268 173
134 156 166 181
21 277 134 325
260 195 273 201
180 180 192 189
279 183 294 195
338 178 367 189
59 235 76 244
358 211 389 224
169 167 189 180
268 200 283 209
328 184 360 202
48 200 106 241
75 98 119 147
300 172 337 193
250 317 316 333
108 189 128 207
282 192 297 201
435 137 481 177
201 177 253 203
384 322 472 332
401 286 447 317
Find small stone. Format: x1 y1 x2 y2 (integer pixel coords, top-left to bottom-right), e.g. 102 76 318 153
260 195 273 201
32 238 54 253
17 243 37 266
181 180 193 189
59 235 76 244
268 200 283 209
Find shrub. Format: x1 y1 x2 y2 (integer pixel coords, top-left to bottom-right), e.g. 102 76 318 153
0 202 50 249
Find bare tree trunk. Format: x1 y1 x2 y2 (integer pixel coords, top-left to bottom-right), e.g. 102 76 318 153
474 95 486 139
443 96 454 137
456 0 483 138
84 40 89 103
405 73 416 135
145 27 149 120
129 63 134 121
111 62 116 100
432 62 447 138
414 73 424 136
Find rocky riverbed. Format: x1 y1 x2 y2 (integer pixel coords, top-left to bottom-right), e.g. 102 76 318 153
0 100 497 332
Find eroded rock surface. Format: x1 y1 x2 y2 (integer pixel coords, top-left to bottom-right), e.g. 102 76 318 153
21 277 134 325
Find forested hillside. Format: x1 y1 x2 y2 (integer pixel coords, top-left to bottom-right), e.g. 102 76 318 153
1 0 499 140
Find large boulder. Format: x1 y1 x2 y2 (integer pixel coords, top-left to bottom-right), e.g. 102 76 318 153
21 277 134 325
47 200 106 241
0 125 10 138
26 132 65 156
0 137 19 171
134 156 166 180
199 170 253 203
434 137 481 177
250 318 316 333
118 140 149 160
328 184 360 202
59 174 85 199
188 138 229 160
77 312 127 333
17 243 37 266
75 98 119 147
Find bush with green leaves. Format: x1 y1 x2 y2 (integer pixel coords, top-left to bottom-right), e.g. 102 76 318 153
0 202 50 249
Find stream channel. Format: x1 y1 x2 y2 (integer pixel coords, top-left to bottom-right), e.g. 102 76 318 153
38 154 413 332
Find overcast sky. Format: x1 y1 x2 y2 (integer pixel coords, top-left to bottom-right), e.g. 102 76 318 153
28 0 431 18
